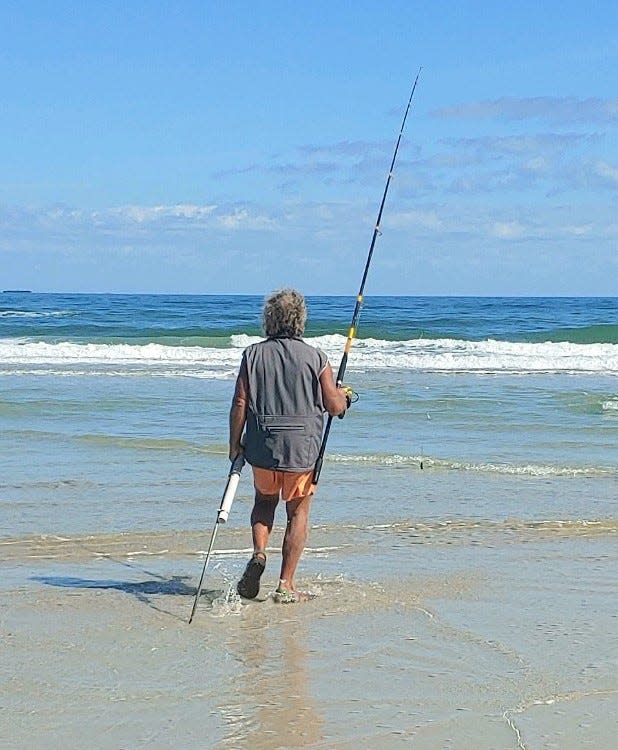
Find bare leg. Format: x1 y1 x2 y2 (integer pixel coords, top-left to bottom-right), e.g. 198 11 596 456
251 490 279 556
237 490 279 599
279 493 313 592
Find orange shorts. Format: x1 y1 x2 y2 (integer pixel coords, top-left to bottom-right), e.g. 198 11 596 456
252 467 316 501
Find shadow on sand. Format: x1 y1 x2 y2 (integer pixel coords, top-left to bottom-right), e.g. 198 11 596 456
31 573 223 622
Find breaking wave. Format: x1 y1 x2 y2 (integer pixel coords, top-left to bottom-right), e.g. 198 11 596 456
1 334 617 376
0 309 74 318
328 453 615 477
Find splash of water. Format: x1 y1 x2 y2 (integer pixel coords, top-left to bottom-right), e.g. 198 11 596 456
210 583 243 617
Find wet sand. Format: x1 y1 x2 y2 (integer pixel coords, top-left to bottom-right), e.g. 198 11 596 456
2 524 616 750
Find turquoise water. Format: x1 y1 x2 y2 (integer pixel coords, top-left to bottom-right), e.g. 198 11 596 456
2 293 617 343
1 293 616 537
2 293 617 750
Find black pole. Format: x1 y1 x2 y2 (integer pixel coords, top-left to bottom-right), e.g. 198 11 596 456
313 68 421 484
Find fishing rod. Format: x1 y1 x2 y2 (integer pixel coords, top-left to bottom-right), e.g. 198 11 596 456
188 453 245 624
189 70 420 621
313 68 421 485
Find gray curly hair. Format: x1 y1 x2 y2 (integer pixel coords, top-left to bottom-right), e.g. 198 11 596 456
263 288 307 338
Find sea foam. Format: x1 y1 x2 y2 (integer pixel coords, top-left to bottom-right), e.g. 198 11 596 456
1 336 617 376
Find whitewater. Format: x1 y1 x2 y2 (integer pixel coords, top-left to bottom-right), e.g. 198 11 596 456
1 334 617 376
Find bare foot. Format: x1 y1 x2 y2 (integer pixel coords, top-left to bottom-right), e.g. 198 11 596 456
273 588 315 604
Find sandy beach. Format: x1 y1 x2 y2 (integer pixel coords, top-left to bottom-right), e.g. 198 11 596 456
2 294 616 748
2 516 616 750
3 0 618 739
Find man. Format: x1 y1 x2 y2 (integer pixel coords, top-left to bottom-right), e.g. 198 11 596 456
229 289 349 603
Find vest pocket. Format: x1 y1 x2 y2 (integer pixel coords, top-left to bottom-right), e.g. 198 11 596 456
266 423 305 431
247 414 314 470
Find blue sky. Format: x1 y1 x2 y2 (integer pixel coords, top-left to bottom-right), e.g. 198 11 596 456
1 1 617 295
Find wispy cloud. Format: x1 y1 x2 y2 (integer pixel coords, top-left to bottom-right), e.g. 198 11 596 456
591 160 618 186
441 132 600 158
212 139 397 187
297 140 391 159
431 97 618 125
2 195 617 298
211 124 613 203
385 202 618 244
107 204 218 224
394 130 617 197
0 202 280 244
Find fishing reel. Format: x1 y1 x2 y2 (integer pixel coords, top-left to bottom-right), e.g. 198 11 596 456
339 385 359 418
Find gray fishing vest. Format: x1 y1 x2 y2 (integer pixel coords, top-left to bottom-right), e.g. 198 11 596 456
242 337 328 471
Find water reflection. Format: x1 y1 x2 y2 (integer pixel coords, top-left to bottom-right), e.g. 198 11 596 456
215 611 324 749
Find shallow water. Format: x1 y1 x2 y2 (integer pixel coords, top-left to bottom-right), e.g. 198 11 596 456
1 294 616 748
2 523 616 750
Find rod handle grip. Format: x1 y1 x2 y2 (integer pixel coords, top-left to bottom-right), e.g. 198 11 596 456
217 454 245 523
312 455 324 485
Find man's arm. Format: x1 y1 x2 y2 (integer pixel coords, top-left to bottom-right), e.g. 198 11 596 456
319 363 349 417
229 357 248 460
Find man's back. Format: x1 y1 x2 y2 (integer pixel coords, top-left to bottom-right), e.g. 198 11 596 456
243 337 327 471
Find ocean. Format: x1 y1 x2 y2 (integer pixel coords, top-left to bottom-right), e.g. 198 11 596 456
2 292 617 749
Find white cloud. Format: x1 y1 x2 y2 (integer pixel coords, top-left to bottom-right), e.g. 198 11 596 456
399 132 617 197
522 156 548 172
212 139 407 193
593 160 618 185
0 203 279 236
109 204 218 223
297 140 391 159
2 195 617 295
562 224 593 237
442 133 598 157
217 208 277 230
490 221 526 240
432 97 618 125
387 209 443 230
